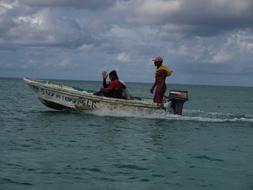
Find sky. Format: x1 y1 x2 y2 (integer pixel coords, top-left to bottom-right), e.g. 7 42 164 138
0 0 253 86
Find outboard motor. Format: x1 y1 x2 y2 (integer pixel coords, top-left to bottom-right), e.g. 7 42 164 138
167 90 188 115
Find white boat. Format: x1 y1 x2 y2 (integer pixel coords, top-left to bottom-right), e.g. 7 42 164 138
24 78 188 115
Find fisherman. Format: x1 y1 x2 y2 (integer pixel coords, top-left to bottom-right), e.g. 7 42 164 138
96 70 129 99
150 56 173 104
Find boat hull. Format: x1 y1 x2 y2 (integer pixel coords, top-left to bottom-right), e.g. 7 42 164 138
24 78 163 112
39 98 74 110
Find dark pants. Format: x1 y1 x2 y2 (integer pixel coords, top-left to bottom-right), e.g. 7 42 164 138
94 89 124 99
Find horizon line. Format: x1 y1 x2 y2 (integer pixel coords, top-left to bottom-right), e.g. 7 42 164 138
1 76 253 88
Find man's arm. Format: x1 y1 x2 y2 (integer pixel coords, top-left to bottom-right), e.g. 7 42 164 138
150 80 157 94
103 79 108 88
102 71 109 88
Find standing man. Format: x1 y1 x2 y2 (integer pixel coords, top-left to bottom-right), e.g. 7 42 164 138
150 56 173 104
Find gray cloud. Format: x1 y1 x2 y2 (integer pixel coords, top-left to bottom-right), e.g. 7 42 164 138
115 0 253 36
1 0 253 86
0 4 93 49
19 0 117 10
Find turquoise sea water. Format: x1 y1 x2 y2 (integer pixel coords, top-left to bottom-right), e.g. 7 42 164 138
1 78 253 190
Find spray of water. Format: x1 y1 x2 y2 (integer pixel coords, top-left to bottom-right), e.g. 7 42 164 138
90 108 253 123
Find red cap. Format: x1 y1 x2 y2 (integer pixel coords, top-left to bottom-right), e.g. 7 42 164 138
152 56 163 63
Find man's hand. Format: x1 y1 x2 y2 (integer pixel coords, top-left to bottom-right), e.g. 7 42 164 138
102 71 108 80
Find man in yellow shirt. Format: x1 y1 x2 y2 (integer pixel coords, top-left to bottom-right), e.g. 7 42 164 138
150 56 173 104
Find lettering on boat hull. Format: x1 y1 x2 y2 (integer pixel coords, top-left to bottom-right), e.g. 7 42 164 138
35 86 97 110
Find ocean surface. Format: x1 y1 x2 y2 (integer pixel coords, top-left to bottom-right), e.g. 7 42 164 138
0 78 253 190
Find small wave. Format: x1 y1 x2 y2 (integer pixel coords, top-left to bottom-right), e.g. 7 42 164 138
91 108 253 123
193 155 224 162
1 178 33 186
114 164 148 171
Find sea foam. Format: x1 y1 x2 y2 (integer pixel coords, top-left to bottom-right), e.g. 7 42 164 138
91 108 253 123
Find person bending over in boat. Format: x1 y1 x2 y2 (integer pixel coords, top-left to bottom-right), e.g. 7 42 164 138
95 70 130 99
150 56 173 105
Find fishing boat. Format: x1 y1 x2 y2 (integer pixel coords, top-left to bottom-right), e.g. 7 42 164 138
24 78 188 115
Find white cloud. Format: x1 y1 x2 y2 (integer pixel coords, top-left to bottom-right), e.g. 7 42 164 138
76 43 94 51
1 8 83 47
14 15 43 26
210 51 233 64
137 0 181 17
0 0 18 11
116 52 130 63
229 29 253 53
